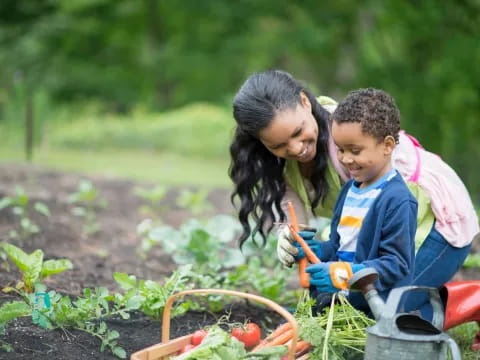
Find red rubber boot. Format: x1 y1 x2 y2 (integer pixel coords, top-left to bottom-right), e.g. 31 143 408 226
440 281 480 351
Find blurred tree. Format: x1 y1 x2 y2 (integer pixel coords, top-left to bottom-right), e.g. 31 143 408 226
352 0 480 199
0 0 478 198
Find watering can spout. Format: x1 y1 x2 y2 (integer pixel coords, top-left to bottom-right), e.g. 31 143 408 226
348 267 384 320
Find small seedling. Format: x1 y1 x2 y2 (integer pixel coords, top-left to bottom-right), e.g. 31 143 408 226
135 184 169 215
0 186 50 240
68 179 107 235
175 188 213 216
1 243 73 293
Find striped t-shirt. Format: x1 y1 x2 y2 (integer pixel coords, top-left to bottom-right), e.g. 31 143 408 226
336 169 397 262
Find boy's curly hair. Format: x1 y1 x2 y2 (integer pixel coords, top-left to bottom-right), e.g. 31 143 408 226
331 88 400 143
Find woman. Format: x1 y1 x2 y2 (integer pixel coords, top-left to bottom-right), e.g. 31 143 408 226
229 69 478 321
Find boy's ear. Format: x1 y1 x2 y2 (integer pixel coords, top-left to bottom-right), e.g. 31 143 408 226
384 135 396 155
300 91 311 110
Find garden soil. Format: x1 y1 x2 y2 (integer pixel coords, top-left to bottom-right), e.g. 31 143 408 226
0 163 479 359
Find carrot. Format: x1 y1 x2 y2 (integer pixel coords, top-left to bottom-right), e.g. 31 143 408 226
298 259 310 288
294 341 312 357
265 329 294 346
287 202 299 232
251 322 292 351
288 224 320 265
287 202 310 288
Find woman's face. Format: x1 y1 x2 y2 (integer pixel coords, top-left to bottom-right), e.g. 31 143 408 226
258 93 318 163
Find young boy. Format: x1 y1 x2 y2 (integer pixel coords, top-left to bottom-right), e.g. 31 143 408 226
297 88 418 313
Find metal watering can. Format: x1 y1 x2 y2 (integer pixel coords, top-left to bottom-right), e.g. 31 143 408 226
348 268 462 360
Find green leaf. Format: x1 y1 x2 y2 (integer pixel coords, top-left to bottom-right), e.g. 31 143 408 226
41 259 73 279
0 301 31 324
98 321 107 335
23 249 44 291
0 197 12 210
13 207 23 216
72 206 87 217
34 202 51 216
15 187 28 207
125 295 143 310
107 330 120 341
2 243 31 273
112 346 126 359
205 215 242 243
113 272 137 290
223 248 246 268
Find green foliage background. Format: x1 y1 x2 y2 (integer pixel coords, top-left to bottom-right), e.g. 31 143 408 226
0 0 479 200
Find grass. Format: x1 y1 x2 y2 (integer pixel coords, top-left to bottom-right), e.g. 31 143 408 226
448 322 480 359
0 146 232 189
0 101 235 188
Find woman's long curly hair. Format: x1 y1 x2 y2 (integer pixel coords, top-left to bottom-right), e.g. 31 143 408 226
229 70 331 248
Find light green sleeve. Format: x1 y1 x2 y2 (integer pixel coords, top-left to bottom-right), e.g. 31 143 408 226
406 182 435 252
283 158 342 221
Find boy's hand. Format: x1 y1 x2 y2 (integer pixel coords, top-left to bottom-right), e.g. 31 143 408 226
306 262 365 292
276 226 316 267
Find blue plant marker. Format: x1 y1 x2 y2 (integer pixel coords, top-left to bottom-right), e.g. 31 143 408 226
32 292 51 328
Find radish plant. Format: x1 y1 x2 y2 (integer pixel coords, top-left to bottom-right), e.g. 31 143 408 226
175 188 213 215
68 179 107 235
135 184 169 215
0 186 50 240
1 243 73 293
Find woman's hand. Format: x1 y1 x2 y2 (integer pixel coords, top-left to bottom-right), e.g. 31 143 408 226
276 226 316 267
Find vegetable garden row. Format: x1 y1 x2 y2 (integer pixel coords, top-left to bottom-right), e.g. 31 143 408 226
0 165 479 359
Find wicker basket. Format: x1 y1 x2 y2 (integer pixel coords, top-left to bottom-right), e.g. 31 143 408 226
130 288 299 360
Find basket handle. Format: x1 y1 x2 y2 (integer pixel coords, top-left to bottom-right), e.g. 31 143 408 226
162 289 299 360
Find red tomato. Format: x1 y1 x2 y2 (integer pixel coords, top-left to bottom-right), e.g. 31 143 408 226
191 329 208 346
179 344 196 354
231 323 261 348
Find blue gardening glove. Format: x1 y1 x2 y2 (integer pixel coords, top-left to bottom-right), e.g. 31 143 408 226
306 262 366 293
293 231 322 261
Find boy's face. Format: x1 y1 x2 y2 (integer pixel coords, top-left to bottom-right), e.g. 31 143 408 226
332 121 395 188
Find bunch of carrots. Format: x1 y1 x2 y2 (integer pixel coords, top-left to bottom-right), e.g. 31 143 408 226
252 322 312 359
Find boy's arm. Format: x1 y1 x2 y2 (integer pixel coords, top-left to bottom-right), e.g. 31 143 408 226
317 182 351 261
362 199 417 291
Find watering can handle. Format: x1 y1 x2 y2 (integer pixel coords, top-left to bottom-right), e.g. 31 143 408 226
383 285 444 330
444 336 462 360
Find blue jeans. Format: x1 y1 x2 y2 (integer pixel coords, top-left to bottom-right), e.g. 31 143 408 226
403 225 472 320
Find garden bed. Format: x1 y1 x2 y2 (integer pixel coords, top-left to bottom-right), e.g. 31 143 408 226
0 163 478 359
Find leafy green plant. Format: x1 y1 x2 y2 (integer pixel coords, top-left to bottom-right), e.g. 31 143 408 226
137 215 244 267
1 243 73 293
0 301 31 334
448 322 480 360
137 215 298 309
295 292 375 360
20 282 131 359
0 186 50 240
113 264 193 319
68 179 107 235
135 184 169 215
176 188 213 216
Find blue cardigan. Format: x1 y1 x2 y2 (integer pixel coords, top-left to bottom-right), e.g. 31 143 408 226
318 172 418 311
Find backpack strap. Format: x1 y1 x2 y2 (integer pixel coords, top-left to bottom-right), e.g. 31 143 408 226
401 131 423 183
